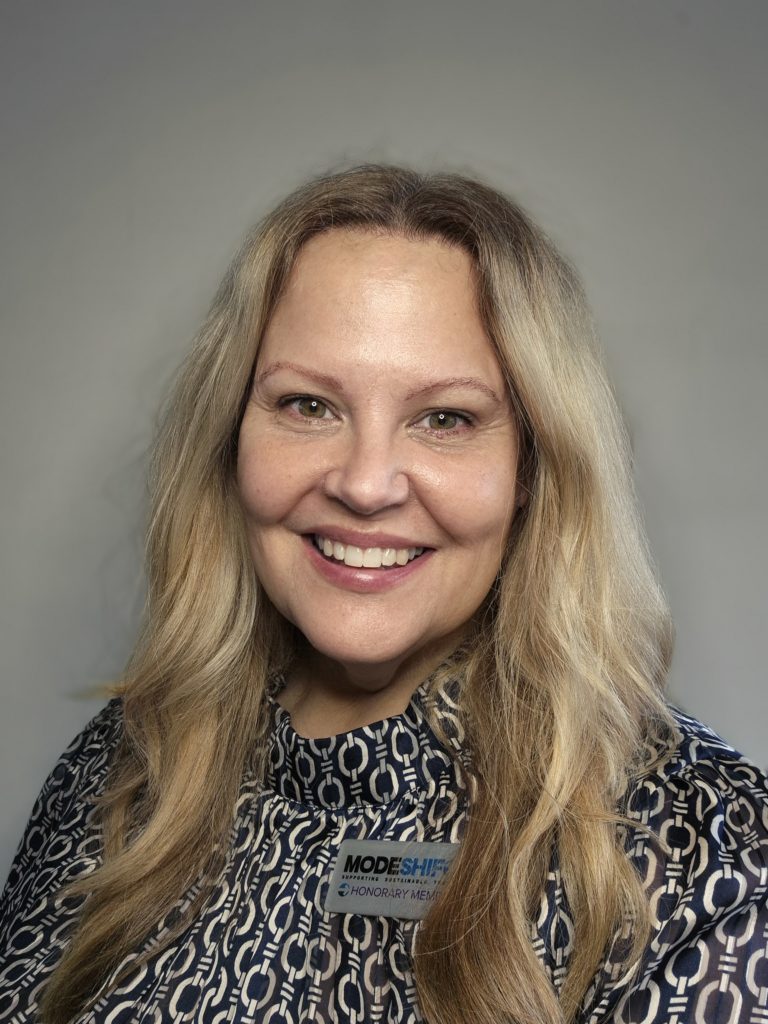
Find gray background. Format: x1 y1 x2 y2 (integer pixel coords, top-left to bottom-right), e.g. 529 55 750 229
1 0 766 878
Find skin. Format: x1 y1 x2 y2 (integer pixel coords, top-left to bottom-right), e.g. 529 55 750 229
236 229 526 738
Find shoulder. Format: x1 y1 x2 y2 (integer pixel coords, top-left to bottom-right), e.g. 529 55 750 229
582 710 768 1022
58 697 125 767
8 695 126 844
628 705 768 839
662 704 763 781
0 698 125 947
624 704 767 929
41 698 126 818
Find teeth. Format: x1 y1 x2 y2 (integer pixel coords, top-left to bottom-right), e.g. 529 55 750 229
313 535 425 568
345 546 363 567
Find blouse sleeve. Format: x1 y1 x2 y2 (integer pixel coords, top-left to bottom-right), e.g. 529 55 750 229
589 717 768 1023
0 700 124 987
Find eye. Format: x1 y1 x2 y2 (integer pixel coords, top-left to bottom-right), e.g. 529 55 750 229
426 411 463 431
279 395 333 420
417 409 473 435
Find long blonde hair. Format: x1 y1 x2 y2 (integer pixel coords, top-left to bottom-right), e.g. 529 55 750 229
41 164 675 1024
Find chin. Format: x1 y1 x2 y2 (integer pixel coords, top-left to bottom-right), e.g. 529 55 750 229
299 627 423 674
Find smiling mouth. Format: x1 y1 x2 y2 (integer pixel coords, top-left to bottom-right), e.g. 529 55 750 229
310 534 427 569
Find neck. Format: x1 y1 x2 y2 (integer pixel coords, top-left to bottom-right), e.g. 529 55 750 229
277 629 467 738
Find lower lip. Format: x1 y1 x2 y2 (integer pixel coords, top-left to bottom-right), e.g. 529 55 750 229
302 536 434 594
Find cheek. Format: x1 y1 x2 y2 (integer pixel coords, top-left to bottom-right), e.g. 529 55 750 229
236 438 303 525
429 461 517 540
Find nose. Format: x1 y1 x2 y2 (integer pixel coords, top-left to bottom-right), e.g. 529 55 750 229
322 427 410 514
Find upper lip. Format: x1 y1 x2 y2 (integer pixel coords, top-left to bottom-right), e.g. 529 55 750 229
305 527 433 550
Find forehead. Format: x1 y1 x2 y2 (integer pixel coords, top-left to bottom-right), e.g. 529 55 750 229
289 227 476 284
260 229 504 385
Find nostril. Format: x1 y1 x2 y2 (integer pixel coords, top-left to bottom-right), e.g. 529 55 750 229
321 465 411 515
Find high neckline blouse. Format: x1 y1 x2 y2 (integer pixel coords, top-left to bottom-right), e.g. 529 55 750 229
2 682 768 1024
263 676 457 809
0 675 474 1023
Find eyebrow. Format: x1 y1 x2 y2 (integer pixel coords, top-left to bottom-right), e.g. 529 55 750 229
254 361 501 403
255 361 344 394
404 377 500 403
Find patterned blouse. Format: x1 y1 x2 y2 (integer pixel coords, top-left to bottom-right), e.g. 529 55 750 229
1 676 767 1023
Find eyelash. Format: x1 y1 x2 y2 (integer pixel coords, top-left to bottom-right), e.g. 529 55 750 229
276 395 474 436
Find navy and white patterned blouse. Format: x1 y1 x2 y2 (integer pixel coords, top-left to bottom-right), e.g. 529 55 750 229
1 676 767 1023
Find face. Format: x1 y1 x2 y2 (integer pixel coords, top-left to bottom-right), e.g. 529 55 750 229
237 229 525 689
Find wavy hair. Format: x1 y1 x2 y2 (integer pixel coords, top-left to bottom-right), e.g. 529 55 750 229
40 164 676 1024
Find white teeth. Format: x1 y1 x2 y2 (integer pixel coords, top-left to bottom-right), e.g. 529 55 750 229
344 545 363 567
313 535 425 568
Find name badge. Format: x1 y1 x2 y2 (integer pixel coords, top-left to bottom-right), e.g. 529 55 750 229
324 838 460 920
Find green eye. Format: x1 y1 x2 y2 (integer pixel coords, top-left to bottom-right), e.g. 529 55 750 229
296 397 328 418
427 411 460 430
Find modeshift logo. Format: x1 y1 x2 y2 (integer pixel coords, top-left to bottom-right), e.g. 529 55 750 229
343 853 451 879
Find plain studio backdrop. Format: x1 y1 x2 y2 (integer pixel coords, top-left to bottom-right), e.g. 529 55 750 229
1 0 766 878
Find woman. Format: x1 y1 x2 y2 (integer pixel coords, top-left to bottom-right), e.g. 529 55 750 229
1 164 766 1024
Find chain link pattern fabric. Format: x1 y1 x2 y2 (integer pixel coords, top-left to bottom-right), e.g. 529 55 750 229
1 678 766 1022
